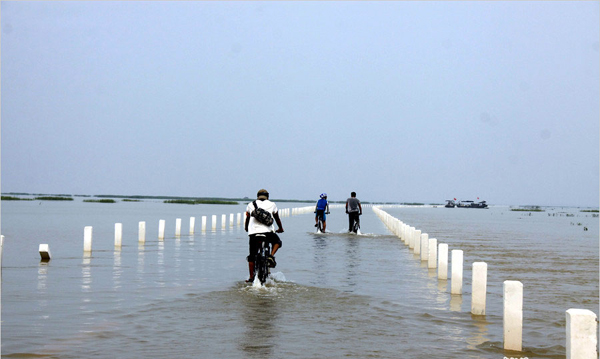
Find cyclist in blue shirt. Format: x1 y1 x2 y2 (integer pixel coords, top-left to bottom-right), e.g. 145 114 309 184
314 193 330 231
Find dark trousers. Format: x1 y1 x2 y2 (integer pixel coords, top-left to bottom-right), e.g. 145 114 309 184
348 212 360 232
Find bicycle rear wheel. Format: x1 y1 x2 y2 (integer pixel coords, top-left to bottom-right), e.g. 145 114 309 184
256 244 270 284
257 259 268 284
317 218 324 233
353 217 360 233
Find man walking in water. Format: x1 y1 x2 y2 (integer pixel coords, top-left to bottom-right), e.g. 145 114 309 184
244 189 284 283
345 192 362 233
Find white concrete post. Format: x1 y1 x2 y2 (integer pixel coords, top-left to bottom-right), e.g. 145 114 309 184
189 217 195 234
566 309 598 359
438 244 449 279
39 244 51 261
503 280 523 352
202 216 207 231
138 221 146 243
237 213 241 226
114 223 122 248
211 215 217 231
158 220 165 240
428 238 437 268
175 218 181 236
229 213 234 227
221 214 226 230
413 230 421 251
471 262 488 315
84 226 93 253
420 233 429 261
451 250 463 294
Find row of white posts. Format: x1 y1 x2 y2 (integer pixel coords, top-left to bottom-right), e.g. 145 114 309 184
373 206 597 358
82 208 294 254
82 205 342 253
37 206 309 259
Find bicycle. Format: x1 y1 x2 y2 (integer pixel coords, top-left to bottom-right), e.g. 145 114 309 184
349 212 361 234
316 211 330 233
254 237 272 285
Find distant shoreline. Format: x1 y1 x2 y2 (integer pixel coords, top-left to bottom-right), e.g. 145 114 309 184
1 192 598 209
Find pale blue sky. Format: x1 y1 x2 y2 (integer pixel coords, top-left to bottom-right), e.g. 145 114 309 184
2 1 598 206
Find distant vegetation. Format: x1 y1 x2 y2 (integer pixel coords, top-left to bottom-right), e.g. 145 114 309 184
84 199 116 203
35 196 74 201
165 199 238 205
581 210 599 213
1 196 33 201
122 199 141 202
511 208 544 212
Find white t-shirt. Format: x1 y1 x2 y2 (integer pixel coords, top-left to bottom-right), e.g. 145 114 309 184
246 199 278 235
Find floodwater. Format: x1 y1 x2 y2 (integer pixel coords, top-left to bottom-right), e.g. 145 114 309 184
1 200 598 358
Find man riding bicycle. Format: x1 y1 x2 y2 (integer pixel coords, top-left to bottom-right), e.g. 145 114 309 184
314 193 330 232
345 191 362 233
244 189 284 283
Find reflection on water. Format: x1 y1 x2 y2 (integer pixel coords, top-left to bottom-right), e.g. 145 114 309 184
158 241 165 287
239 291 279 358
188 236 195 274
425 275 449 309
81 255 91 293
37 263 48 292
450 294 463 312
427 268 437 278
312 236 328 286
113 250 122 290
80 255 94 331
467 315 491 350
175 237 181 277
137 243 145 282
344 236 359 289
37 263 49 323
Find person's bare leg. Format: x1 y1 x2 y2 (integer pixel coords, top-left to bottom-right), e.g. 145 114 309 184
271 243 280 256
246 262 255 282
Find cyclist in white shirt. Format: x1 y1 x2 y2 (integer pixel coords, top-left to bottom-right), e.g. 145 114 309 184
244 189 284 282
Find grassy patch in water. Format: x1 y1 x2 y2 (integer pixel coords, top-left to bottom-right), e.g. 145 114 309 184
84 199 117 203
511 208 545 212
581 209 599 213
122 199 141 202
35 196 74 201
1 196 34 201
165 199 238 205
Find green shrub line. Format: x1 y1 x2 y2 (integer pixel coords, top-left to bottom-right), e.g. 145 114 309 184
164 199 239 205
511 208 545 212
580 210 599 213
83 199 117 203
1 196 34 201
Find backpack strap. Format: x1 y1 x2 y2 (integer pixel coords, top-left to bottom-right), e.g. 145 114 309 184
252 200 258 211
